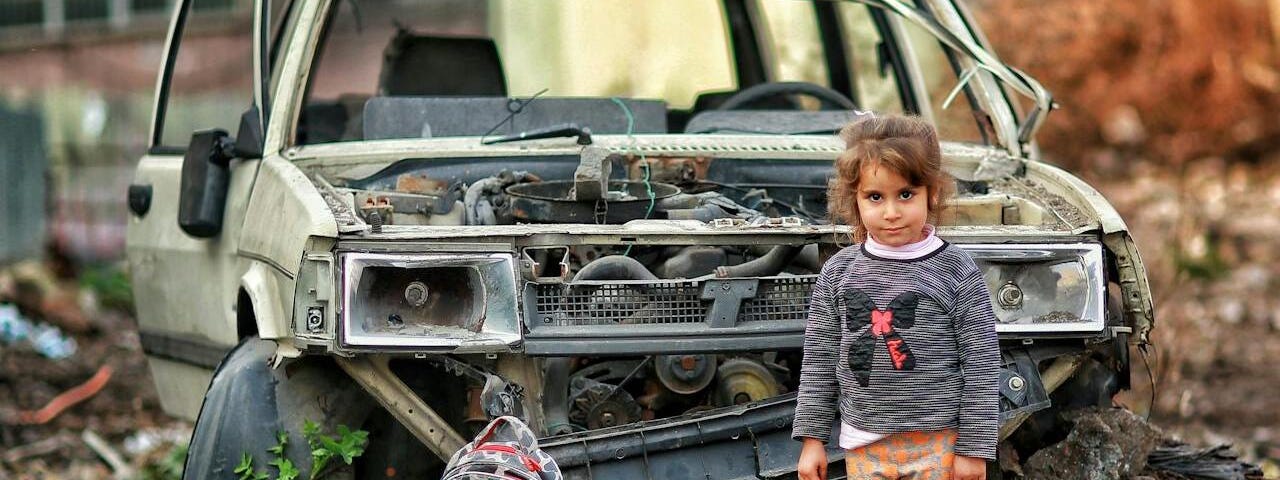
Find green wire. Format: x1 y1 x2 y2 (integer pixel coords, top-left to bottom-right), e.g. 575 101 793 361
612 98 655 257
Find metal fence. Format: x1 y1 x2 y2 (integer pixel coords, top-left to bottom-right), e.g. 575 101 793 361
0 103 48 264
1 91 149 265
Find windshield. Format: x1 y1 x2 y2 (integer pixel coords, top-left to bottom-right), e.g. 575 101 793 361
295 0 1000 146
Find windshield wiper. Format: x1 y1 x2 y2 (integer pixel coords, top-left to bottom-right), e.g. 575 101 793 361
481 123 594 145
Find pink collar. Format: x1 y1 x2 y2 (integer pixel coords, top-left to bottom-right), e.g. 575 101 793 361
864 224 944 260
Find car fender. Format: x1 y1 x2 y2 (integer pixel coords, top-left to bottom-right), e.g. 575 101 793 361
240 262 287 340
1023 161 1157 343
184 338 374 479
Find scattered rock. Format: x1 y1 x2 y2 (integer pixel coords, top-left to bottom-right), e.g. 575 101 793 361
1023 408 1163 480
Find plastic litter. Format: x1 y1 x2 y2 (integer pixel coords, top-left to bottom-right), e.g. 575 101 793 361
13 365 113 425
1 303 31 343
0 303 77 359
30 322 77 359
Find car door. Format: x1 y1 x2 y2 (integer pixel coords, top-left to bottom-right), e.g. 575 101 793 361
125 0 269 421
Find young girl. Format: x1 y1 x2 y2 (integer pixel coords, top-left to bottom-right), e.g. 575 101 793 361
793 115 999 480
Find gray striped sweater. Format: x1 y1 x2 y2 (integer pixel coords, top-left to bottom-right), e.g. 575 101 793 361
791 242 1000 460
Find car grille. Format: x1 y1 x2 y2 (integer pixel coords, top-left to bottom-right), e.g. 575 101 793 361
527 275 816 327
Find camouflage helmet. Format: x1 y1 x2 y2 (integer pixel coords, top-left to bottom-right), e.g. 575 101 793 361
441 416 562 480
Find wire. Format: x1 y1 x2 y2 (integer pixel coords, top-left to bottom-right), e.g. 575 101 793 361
1139 343 1158 421
479 88 550 144
600 356 652 405
694 180 819 220
612 98 654 256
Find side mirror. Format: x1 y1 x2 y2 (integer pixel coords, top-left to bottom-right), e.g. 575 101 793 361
178 129 236 238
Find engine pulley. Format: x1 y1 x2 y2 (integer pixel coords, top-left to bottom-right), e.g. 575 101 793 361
713 358 782 407
568 377 642 430
655 354 717 395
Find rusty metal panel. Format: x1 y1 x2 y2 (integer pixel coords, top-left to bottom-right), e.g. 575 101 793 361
0 103 47 264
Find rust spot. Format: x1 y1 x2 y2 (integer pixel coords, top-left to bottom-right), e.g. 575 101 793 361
395 173 447 194
625 155 712 184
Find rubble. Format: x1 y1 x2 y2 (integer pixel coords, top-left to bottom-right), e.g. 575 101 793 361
1024 408 1163 480
1020 407 1265 480
0 260 186 477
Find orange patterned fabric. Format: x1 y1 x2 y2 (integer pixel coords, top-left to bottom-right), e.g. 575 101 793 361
844 429 957 480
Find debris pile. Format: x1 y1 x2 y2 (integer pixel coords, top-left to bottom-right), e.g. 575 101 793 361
0 259 189 477
1022 408 1163 480
1013 408 1263 480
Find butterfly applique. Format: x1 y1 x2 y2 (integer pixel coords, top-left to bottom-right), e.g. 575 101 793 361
844 290 919 386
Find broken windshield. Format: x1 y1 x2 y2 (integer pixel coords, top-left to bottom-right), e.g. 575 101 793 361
294 0 1036 148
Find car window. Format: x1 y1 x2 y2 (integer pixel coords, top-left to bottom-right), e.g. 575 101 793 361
156 0 255 149
897 18 986 143
834 3 906 114
494 0 736 107
300 0 737 144
754 1 831 92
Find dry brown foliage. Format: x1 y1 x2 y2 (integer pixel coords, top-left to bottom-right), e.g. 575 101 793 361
975 0 1280 168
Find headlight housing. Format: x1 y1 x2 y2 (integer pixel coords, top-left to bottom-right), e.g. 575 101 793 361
340 252 521 350
962 244 1106 334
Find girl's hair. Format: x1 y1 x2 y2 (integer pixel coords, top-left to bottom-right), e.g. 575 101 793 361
828 115 953 242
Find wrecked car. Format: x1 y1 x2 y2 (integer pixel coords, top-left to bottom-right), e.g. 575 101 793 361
125 0 1156 478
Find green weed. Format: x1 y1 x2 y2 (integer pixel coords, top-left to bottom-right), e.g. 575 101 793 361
237 422 369 480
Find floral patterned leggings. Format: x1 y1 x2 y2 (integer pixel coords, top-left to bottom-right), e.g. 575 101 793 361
844 429 957 480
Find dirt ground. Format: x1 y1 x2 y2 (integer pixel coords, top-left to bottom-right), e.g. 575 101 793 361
1 290 189 478
2 160 1278 478
1101 159 1280 470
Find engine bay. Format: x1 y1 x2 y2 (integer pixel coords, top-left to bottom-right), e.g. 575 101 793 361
308 145 1098 440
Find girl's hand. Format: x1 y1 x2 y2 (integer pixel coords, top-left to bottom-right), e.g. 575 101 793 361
953 454 986 480
797 438 829 480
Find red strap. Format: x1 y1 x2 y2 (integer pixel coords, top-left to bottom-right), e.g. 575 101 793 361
474 444 544 473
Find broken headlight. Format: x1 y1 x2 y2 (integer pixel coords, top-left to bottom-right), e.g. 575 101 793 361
340 252 521 350
962 244 1106 333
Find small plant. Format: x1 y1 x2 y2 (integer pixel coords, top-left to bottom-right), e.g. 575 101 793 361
234 452 269 480
79 264 135 313
140 443 187 480
237 423 368 480
304 420 370 479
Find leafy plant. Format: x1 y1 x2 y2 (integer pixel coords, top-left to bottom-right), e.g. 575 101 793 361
303 420 370 479
238 422 369 480
79 264 134 313
234 452 269 480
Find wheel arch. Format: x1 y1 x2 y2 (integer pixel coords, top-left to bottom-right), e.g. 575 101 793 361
183 338 376 479
238 261 290 340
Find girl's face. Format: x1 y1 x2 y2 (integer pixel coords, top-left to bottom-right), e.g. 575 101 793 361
856 163 930 247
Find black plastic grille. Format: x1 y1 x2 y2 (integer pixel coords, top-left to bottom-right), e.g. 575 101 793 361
530 275 817 327
741 276 814 322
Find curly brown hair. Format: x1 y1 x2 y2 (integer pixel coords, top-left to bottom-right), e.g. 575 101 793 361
828 115 953 243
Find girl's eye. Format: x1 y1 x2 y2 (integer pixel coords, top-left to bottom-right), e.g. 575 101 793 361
868 193 882 202
899 191 914 200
